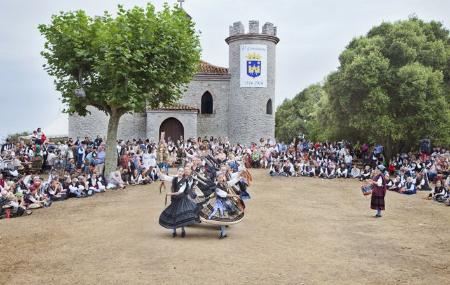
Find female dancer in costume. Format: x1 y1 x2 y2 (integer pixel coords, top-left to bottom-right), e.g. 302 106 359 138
159 167 200 237
370 166 387 218
200 173 244 239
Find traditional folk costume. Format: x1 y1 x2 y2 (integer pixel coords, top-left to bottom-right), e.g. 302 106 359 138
159 174 200 237
370 171 387 217
199 176 244 238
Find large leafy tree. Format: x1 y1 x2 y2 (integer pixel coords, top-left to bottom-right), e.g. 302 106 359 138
275 84 329 142
325 17 450 157
39 3 201 175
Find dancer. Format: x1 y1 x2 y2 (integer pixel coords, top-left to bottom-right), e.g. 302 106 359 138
200 173 244 239
370 166 387 218
159 167 200 237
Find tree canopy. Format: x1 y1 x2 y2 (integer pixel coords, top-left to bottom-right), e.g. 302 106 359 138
275 84 328 143
276 17 450 157
39 3 201 174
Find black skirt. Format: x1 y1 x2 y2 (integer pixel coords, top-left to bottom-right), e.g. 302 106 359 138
159 194 200 229
370 195 385 210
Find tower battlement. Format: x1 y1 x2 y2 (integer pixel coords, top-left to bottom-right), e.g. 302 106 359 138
228 20 277 37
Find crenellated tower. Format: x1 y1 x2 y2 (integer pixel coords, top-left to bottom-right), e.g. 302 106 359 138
226 20 279 144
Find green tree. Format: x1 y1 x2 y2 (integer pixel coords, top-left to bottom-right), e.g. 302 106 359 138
39 3 201 175
325 17 450 157
6 131 31 144
275 84 328 142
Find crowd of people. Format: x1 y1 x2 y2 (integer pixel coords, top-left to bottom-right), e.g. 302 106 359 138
0 129 258 221
264 139 450 206
1 129 449 220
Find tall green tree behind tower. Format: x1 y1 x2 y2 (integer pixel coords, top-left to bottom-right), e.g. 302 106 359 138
325 17 450 157
39 3 201 175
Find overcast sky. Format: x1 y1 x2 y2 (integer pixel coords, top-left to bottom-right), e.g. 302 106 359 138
0 0 449 139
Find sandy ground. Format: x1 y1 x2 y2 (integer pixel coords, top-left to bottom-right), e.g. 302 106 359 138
1 169 450 285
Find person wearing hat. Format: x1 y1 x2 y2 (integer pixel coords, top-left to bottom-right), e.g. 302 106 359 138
370 165 387 218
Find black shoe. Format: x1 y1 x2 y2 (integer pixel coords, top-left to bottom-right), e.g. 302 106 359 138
172 232 177 238
219 233 227 239
181 231 186 238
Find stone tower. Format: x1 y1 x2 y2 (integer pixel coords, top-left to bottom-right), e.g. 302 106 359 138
226 20 279 144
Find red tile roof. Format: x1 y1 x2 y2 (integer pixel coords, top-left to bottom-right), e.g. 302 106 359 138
198 60 229 75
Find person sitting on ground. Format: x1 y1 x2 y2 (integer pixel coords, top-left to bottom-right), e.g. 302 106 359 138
46 176 67 201
303 162 315 177
107 167 126 189
280 159 294 177
269 161 281 176
68 177 85 198
337 163 349 178
122 168 133 185
24 186 51 209
429 180 448 202
88 172 106 193
351 165 361 179
387 175 402 192
399 177 417 195
326 162 336 179
147 166 159 182
2 181 32 216
360 165 372 181
416 172 431 191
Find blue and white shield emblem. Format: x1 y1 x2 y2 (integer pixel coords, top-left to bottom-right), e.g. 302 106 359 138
247 60 261 78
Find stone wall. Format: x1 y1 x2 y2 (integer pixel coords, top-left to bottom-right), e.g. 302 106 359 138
180 77 230 139
146 110 197 142
68 106 146 140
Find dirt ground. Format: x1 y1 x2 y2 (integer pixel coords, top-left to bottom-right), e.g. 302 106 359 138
1 169 449 285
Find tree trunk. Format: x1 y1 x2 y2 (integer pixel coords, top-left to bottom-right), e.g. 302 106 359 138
384 136 393 162
104 109 122 181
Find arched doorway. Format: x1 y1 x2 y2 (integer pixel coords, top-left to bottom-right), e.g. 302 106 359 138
159 117 184 142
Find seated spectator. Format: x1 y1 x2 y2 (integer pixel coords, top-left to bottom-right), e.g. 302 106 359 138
387 175 402 192
360 165 372 181
68 177 85 198
46 176 67 201
303 162 315 177
24 186 51 209
416 172 431 191
337 163 349 178
399 177 417 195
1 181 31 216
88 173 106 193
107 167 126 189
269 162 281 176
429 180 448 202
351 166 361 179
280 160 294 177
148 166 159 182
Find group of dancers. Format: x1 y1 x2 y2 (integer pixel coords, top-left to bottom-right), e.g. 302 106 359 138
158 152 252 239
